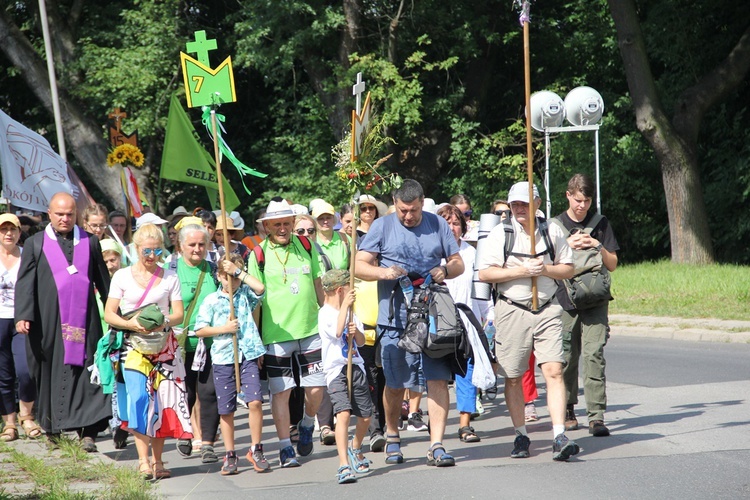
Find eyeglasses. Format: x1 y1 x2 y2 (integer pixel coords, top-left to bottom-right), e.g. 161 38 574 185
141 248 164 257
87 224 107 230
360 205 377 212
463 210 473 218
494 209 509 216
295 228 316 235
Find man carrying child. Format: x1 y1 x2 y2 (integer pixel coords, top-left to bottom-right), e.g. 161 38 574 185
194 255 268 475
318 269 373 484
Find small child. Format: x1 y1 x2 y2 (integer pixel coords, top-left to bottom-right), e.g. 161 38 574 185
194 255 268 476
318 269 373 484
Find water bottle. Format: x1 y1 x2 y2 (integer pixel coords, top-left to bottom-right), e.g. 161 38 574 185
399 275 414 304
484 320 496 349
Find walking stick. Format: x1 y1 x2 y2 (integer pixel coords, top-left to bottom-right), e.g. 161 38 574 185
210 109 241 394
346 206 359 396
520 0 538 310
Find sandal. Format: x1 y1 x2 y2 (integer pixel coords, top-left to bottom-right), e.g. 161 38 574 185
426 442 455 467
289 425 299 443
458 426 481 443
152 460 171 480
336 465 357 484
176 439 192 457
347 445 372 474
0 423 18 442
19 415 43 439
138 459 153 480
384 434 404 464
320 425 336 445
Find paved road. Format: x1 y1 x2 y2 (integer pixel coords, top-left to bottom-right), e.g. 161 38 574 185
116 334 749 499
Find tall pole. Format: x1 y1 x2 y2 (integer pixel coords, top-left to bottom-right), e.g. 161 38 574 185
211 109 240 394
37 0 66 161
521 1 538 310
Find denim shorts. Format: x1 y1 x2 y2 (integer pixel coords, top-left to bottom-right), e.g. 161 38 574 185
379 327 453 389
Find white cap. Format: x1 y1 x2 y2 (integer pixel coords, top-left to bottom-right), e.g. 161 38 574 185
135 212 168 229
423 198 437 214
229 211 244 230
507 181 540 203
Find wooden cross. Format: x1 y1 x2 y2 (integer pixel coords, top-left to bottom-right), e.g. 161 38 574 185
352 72 366 115
108 107 127 131
186 30 217 66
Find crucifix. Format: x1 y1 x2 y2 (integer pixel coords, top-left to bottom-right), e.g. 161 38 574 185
352 72 366 116
186 30 218 66
108 107 127 132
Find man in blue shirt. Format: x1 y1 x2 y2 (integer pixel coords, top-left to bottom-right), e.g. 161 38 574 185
356 179 464 467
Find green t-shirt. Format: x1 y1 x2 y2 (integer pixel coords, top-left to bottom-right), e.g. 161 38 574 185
177 258 218 352
248 236 322 344
317 232 350 271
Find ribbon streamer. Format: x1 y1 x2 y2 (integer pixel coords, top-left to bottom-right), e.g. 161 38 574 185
514 0 531 26
201 107 267 196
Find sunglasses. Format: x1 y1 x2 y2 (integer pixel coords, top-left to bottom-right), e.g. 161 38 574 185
494 209 510 216
360 205 377 212
141 248 164 257
295 228 316 235
463 210 473 218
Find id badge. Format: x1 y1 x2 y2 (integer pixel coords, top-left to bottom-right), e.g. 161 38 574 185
301 265 311 274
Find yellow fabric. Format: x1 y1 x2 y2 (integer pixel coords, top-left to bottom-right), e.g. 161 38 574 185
123 349 166 391
354 278 379 346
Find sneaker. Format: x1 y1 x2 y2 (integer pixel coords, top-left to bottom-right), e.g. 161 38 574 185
296 419 315 456
369 432 386 453
407 412 428 432
564 405 579 431
201 444 219 464
247 444 270 472
524 402 539 422
319 425 336 445
552 433 580 461
220 454 238 475
81 437 98 453
279 445 300 468
589 420 610 437
510 433 531 458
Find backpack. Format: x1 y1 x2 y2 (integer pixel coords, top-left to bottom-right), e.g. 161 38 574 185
252 234 313 273
397 278 467 360
502 216 556 262
551 214 612 310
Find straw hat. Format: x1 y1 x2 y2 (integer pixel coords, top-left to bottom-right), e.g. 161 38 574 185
355 195 387 217
258 200 296 222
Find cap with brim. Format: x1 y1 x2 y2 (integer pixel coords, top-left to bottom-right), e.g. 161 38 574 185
321 269 350 291
99 238 122 255
136 213 169 229
355 195 388 217
507 181 540 204
229 211 245 230
311 202 335 219
174 216 204 232
0 213 21 228
258 200 296 222
215 215 238 231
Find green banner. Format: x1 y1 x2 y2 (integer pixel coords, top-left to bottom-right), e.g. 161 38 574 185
160 93 240 211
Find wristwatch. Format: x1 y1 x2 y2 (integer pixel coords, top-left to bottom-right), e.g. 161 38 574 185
233 268 242 278
595 243 603 252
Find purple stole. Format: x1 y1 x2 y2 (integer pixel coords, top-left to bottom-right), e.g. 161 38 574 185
43 226 91 366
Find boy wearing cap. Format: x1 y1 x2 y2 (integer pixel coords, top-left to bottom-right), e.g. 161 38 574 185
194 254 268 475
478 181 579 461
318 269 373 484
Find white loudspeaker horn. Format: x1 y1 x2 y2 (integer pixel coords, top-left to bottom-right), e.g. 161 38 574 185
564 86 604 126
529 91 565 131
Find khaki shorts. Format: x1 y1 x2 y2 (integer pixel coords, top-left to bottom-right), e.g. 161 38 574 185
493 298 566 378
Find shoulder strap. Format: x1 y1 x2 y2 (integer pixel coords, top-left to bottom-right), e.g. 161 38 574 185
183 262 207 328
313 241 333 272
252 242 265 273
538 217 555 263
502 218 515 262
504 216 555 261
296 234 313 255
583 213 604 235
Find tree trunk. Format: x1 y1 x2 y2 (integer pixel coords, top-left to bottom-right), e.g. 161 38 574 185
608 0 714 263
0 8 125 210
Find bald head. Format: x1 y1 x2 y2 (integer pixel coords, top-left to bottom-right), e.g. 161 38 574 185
48 192 77 234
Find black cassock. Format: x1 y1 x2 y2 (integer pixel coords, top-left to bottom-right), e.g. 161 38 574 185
14 228 112 434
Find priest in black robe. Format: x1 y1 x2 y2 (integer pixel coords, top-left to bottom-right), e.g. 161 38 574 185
15 192 111 450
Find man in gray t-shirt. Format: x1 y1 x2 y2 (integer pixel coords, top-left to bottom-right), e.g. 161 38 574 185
356 179 463 468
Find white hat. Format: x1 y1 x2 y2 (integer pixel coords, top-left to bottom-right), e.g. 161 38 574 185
172 206 189 216
423 198 437 214
258 200 297 222
507 181 540 204
355 195 388 217
291 204 309 215
100 238 122 255
311 202 335 219
136 212 168 229
229 211 245 230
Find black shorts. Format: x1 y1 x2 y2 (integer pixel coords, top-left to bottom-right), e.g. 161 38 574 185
328 366 374 419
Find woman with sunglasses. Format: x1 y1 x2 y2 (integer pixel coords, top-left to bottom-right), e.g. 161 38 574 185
355 195 387 239
104 223 189 480
294 214 317 239
0 214 41 442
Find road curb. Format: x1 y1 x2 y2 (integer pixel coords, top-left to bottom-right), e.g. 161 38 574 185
610 314 750 344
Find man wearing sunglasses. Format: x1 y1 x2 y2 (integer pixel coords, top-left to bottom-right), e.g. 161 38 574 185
15 192 112 452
